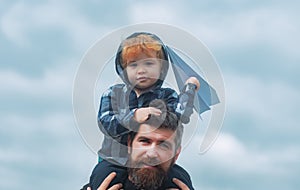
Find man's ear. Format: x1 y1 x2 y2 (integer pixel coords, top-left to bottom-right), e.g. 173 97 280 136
127 136 132 154
174 146 181 162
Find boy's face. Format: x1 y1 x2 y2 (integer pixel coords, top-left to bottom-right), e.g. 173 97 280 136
126 52 162 90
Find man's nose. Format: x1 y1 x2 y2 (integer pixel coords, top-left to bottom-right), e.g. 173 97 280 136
146 147 158 158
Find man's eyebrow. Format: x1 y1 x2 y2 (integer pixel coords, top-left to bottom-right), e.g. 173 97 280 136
136 136 150 141
135 136 173 147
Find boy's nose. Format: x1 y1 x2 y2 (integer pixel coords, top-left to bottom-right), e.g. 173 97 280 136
137 66 146 74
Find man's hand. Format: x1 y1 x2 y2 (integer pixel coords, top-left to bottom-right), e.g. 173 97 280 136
166 178 190 190
134 107 162 123
87 172 122 190
185 77 200 91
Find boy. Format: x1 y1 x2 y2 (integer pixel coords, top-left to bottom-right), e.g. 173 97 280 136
89 32 199 190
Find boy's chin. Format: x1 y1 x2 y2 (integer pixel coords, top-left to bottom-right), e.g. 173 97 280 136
134 83 157 90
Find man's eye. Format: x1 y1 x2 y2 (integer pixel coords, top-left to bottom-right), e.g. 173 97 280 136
159 142 170 149
139 138 150 143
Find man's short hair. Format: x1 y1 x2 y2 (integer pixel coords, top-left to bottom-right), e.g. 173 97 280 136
129 99 183 150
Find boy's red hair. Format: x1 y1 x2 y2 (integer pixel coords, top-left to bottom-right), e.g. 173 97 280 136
121 34 165 67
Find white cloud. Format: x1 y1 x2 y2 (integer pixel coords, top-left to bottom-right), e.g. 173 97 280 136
126 3 300 65
128 2 176 23
0 59 76 99
0 167 20 188
212 133 299 174
179 131 300 187
179 7 300 59
1 2 28 45
0 1 106 50
0 111 96 189
225 72 300 130
204 133 271 173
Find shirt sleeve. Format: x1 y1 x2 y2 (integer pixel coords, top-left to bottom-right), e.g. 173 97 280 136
97 86 139 139
162 88 180 113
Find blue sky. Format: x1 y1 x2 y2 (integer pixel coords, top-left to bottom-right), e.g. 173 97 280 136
1 0 300 189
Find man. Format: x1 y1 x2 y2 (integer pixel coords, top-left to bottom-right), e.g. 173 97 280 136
84 105 193 190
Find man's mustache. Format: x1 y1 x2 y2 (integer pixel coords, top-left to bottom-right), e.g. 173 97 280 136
133 157 163 168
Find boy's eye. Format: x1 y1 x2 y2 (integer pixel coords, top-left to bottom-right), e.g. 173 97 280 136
145 61 154 66
128 63 137 67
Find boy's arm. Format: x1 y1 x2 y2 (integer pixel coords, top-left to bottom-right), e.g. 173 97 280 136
176 83 197 124
173 77 200 124
98 86 138 138
133 107 162 123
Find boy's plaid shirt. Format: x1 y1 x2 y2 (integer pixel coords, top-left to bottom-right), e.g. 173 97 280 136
97 83 195 166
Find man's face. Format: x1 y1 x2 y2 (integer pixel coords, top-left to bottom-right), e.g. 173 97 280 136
128 123 181 189
125 52 162 91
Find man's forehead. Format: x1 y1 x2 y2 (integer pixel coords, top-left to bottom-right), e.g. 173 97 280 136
135 123 176 142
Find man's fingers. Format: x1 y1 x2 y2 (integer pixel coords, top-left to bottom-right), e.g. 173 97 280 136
172 178 190 190
108 183 122 190
87 187 91 190
97 172 117 190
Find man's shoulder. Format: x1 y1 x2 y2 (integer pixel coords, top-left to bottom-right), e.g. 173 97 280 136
168 164 194 189
172 164 191 177
122 178 138 190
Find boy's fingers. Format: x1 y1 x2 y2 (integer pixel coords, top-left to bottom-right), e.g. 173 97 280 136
149 107 162 115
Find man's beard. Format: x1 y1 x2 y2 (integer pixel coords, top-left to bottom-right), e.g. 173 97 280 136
128 158 170 190
128 166 166 190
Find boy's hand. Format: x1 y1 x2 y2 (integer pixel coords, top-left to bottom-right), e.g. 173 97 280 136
185 77 200 91
134 107 162 123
